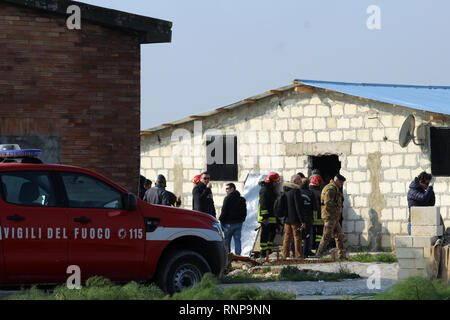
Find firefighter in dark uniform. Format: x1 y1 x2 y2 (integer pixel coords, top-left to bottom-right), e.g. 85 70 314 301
258 171 280 258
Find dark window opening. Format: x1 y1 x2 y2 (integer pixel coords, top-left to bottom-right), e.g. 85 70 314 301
308 155 341 183
430 127 450 177
206 135 238 181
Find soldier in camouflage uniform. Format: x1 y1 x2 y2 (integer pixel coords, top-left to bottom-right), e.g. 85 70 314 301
315 174 347 259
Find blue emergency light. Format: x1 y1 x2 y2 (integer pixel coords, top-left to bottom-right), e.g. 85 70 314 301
0 145 42 159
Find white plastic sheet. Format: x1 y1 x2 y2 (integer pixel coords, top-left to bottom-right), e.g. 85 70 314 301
238 173 265 257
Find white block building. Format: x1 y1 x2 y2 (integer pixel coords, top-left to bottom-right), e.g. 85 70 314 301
141 79 450 251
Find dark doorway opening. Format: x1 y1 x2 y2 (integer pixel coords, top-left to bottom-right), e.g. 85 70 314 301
308 155 341 182
307 155 342 251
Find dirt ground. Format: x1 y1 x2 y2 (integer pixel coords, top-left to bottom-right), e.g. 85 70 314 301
219 254 399 299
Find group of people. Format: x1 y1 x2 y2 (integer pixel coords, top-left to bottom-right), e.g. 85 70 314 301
139 169 348 260
139 174 181 207
139 171 247 255
139 168 441 260
257 170 347 260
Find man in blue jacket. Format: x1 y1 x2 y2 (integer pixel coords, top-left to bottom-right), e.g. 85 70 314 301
407 171 435 235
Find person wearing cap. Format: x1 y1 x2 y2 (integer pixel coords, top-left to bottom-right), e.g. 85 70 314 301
192 171 216 217
192 174 201 185
257 171 281 258
315 174 347 259
310 169 325 188
143 174 171 206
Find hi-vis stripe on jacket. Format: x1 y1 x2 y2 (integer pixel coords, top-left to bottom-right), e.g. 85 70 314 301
257 182 277 224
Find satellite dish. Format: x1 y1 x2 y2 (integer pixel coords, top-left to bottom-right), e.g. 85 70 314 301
399 115 423 147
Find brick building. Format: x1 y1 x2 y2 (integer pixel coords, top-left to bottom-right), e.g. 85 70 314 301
0 0 172 193
141 79 450 251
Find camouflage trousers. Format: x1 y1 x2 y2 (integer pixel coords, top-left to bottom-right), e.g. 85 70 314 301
316 217 346 259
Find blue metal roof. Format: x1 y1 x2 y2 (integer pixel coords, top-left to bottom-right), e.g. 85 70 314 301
295 79 450 116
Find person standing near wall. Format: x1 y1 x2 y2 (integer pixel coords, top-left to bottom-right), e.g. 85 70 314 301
315 174 347 260
258 171 280 258
219 183 247 255
309 175 323 251
282 174 305 259
300 177 315 257
143 174 170 206
192 171 216 217
407 171 438 235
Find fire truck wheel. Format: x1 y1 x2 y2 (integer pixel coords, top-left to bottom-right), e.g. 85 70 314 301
156 249 212 294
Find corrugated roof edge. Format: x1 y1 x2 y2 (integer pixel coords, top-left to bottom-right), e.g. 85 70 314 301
2 0 172 44
141 84 296 135
142 79 450 135
295 79 450 116
295 79 450 89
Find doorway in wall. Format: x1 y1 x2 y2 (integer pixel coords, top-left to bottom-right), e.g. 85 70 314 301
308 155 341 183
307 154 342 250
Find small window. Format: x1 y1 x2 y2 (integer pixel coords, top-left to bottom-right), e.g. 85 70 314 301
61 172 123 209
430 127 450 176
0 171 57 207
206 135 238 181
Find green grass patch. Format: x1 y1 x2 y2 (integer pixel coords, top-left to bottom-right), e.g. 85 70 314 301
374 276 450 300
169 273 294 300
348 253 397 263
6 276 166 300
5 274 294 300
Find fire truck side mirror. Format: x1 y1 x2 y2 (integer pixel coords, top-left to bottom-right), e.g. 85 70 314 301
124 193 137 211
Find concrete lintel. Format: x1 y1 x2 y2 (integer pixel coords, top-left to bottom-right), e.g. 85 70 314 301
285 142 352 156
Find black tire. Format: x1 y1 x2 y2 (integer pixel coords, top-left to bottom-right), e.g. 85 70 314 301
155 250 211 294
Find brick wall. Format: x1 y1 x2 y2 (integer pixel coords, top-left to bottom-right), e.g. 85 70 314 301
0 2 141 193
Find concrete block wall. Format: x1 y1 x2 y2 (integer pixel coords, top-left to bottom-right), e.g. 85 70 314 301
141 87 450 250
395 207 441 280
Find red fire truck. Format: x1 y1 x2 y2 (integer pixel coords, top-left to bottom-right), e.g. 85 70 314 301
0 146 227 293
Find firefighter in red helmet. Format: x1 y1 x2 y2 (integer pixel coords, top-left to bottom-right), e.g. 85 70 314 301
257 171 280 258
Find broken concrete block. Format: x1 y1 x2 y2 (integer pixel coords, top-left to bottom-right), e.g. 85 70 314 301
410 207 440 226
397 268 426 280
411 225 443 237
423 246 431 258
398 258 416 269
395 236 413 248
414 258 426 269
396 247 423 259
412 236 438 248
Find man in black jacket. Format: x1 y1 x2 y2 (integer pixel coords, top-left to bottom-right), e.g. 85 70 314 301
282 174 305 259
143 174 170 205
407 171 436 235
219 183 247 255
192 171 216 217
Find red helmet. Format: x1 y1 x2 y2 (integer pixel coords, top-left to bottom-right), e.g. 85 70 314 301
265 171 280 184
192 174 201 185
310 175 323 187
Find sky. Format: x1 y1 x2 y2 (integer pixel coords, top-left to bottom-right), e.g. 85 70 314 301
79 0 450 130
